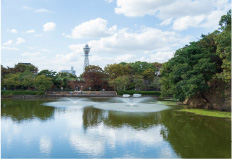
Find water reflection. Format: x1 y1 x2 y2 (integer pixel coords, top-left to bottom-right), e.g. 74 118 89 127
1 98 231 158
82 106 161 130
160 110 231 158
1 99 55 122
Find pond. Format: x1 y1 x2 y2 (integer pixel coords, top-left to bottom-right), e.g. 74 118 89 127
1 97 231 158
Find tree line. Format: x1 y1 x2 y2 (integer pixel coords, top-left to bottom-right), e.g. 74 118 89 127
160 10 231 103
1 61 162 92
82 61 162 91
1 63 78 92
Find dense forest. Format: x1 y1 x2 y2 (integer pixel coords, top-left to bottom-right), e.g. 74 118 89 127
1 11 231 110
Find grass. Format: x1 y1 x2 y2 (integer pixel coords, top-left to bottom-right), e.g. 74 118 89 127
179 109 231 118
117 90 161 96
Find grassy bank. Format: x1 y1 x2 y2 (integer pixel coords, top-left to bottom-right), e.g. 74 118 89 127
179 109 231 118
117 90 161 96
1 90 44 95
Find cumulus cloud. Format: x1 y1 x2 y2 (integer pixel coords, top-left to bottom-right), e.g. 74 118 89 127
105 0 114 3
35 9 52 13
16 38 25 45
3 40 13 45
26 29 35 33
7 29 17 34
114 0 230 30
2 47 19 51
43 22 56 31
69 18 117 38
57 26 191 75
21 52 42 57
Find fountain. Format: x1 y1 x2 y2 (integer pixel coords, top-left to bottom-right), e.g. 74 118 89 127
44 96 171 113
133 94 142 98
123 94 130 98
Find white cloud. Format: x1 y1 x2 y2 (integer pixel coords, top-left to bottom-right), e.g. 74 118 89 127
43 22 56 31
160 19 172 26
26 29 35 33
173 15 205 31
57 26 191 75
70 18 117 38
115 0 172 17
7 29 17 34
40 136 52 154
35 9 52 13
2 47 19 51
16 38 25 45
22 6 31 10
3 40 13 45
105 0 114 3
21 52 42 57
114 0 230 30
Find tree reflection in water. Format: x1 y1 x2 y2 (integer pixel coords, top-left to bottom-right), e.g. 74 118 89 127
82 106 162 130
1 99 55 122
82 106 231 158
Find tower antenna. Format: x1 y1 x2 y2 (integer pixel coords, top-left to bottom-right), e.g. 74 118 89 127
83 44 90 72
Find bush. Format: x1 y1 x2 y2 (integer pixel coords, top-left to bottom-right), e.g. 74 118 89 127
117 90 161 96
1 90 45 95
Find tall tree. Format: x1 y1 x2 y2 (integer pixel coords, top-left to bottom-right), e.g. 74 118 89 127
215 10 231 83
34 75 53 92
104 63 130 79
83 65 107 91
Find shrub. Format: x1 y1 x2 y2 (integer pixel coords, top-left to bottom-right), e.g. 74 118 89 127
1 90 45 95
117 90 161 96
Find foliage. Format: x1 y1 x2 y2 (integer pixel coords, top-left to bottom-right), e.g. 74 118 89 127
126 61 157 75
1 90 44 95
104 63 130 79
83 65 107 91
34 75 53 92
13 63 38 74
215 10 231 83
132 75 145 90
109 75 130 91
160 11 231 102
3 73 21 90
106 61 162 91
117 90 161 96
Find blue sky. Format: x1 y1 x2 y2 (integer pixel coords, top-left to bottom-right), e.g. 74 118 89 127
1 0 230 76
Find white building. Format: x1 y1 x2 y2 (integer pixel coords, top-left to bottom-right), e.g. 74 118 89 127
60 66 76 75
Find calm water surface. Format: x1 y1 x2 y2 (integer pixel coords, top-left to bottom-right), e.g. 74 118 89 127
1 97 231 158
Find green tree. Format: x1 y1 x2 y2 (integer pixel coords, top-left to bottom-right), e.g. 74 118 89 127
14 63 38 74
161 41 217 102
112 75 130 91
3 73 21 90
83 65 107 91
132 75 145 90
128 61 156 75
104 63 130 79
34 75 53 92
20 71 35 89
215 10 231 83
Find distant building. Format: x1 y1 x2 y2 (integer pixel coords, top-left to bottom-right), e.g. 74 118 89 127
20 63 32 66
60 66 76 75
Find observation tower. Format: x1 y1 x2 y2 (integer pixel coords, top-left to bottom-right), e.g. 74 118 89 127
83 44 90 72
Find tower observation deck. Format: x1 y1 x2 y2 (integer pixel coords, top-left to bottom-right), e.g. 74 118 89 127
83 44 90 72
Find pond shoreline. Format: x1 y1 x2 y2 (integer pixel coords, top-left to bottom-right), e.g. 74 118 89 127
1 94 160 99
179 109 231 118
